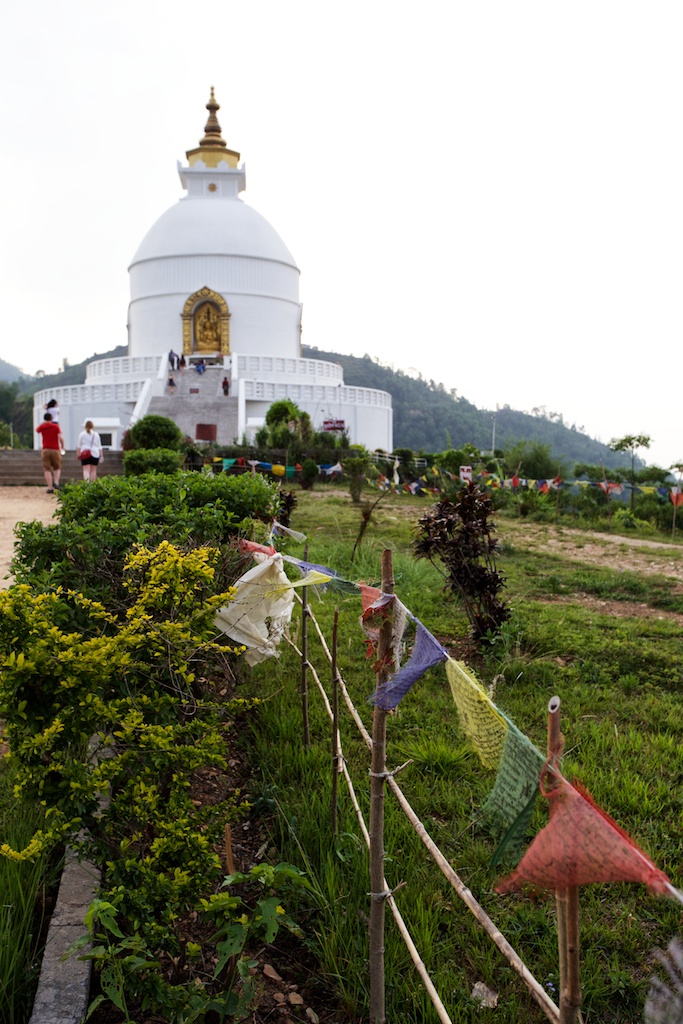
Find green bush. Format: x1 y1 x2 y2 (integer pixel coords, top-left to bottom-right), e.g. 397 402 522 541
128 414 183 451
12 472 280 606
0 544 293 1020
123 448 184 476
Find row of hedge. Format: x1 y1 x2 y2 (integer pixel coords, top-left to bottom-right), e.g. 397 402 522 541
1 471 307 1022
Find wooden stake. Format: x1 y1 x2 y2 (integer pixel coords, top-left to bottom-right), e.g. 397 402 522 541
369 549 395 1024
223 823 235 875
331 606 340 837
300 544 311 747
547 696 582 1024
672 471 681 541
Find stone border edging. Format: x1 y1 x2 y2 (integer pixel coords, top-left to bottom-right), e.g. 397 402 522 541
29 849 100 1024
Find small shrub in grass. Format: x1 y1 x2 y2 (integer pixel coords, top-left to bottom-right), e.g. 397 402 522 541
123 448 184 475
300 458 318 490
344 455 370 503
413 483 510 644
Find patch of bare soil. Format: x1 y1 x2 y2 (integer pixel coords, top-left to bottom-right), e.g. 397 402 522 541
498 520 683 622
501 520 683 580
0 486 58 588
549 594 683 622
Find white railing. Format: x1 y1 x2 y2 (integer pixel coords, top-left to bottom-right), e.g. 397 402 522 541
128 378 154 427
236 354 344 383
34 381 147 407
86 355 162 382
242 380 391 407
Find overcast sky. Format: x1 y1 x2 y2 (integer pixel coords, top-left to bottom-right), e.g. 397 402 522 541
1 1 681 467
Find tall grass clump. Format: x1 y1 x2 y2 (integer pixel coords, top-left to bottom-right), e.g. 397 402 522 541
0 760 61 1024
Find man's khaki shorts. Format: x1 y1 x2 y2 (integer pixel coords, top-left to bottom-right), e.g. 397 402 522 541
41 449 61 471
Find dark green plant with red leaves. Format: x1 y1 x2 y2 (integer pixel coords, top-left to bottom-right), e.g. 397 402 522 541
413 483 510 644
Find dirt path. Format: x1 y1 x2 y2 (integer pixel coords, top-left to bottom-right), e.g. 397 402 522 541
498 518 683 582
0 487 58 588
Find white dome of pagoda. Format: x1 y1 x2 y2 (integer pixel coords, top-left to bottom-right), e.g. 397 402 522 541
127 88 301 359
131 198 297 266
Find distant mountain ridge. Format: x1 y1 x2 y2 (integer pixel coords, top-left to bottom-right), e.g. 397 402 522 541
3 346 627 469
0 357 32 384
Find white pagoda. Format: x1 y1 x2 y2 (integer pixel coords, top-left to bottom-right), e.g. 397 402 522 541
34 90 393 453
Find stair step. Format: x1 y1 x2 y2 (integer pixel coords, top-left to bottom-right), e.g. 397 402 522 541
0 451 125 487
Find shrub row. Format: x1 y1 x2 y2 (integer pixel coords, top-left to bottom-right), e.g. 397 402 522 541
1 473 306 1021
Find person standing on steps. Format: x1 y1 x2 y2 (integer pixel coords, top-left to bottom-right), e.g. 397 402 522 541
44 398 60 422
76 420 103 483
222 376 230 396
36 413 64 493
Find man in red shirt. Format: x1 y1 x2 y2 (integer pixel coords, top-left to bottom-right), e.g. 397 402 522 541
36 413 65 493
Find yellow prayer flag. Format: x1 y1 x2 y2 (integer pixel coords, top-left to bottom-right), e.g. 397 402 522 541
267 569 332 597
446 658 507 769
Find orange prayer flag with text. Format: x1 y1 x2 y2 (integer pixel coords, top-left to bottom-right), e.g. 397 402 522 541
359 584 383 613
496 777 671 896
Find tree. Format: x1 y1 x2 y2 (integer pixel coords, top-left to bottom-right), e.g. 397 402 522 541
609 434 651 510
503 441 564 481
265 399 301 432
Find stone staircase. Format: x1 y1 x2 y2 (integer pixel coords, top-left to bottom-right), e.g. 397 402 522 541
0 449 124 486
149 366 239 444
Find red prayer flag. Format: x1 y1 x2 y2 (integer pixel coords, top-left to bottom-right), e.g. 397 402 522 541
496 777 671 896
670 489 683 507
359 584 383 613
238 539 276 556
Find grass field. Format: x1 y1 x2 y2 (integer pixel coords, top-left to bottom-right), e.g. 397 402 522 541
243 487 683 1023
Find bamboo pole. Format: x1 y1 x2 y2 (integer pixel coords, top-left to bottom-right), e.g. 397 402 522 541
294 605 560 1023
547 696 582 1024
300 544 311 747
331 607 340 837
369 549 395 1024
285 635 455 1024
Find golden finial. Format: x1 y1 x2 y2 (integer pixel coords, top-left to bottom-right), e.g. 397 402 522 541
199 86 227 149
186 87 240 168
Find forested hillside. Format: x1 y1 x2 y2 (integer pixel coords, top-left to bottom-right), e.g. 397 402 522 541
303 346 629 469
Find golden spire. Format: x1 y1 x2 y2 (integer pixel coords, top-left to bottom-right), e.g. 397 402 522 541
199 87 227 149
186 88 240 169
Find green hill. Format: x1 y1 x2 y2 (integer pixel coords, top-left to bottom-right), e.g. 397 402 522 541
302 346 629 469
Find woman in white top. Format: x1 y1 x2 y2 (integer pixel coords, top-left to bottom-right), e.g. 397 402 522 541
45 398 59 422
76 420 103 483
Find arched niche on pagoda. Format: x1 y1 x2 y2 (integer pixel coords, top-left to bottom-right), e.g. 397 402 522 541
181 287 231 355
